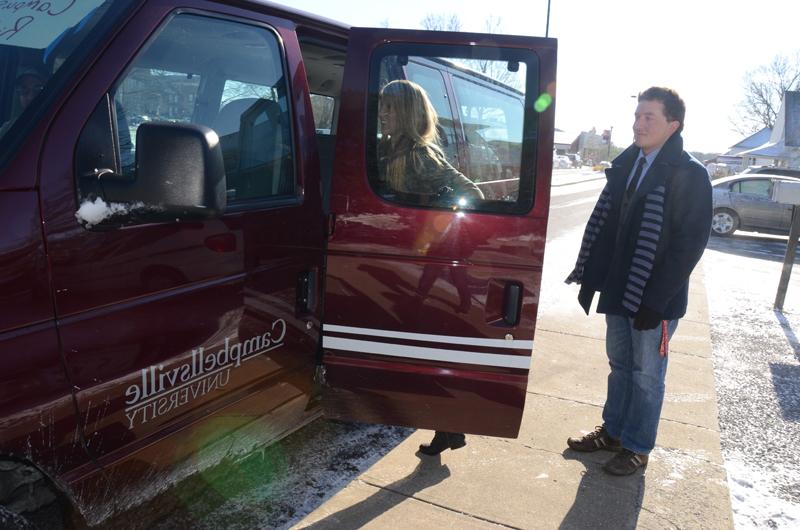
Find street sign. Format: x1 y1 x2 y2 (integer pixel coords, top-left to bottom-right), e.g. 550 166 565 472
772 179 800 205
786 91 800 148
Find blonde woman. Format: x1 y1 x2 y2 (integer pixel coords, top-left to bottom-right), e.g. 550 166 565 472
378 79 474 456
377 79 483 205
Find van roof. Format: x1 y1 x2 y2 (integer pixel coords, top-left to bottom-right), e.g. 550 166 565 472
255 0 351 33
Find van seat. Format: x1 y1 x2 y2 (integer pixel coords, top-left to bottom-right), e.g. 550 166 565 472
213 98 260 137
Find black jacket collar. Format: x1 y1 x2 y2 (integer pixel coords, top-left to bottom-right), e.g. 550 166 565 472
605 133 684 221
610 132 684 175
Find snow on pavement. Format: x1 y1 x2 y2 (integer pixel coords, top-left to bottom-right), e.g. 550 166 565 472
705 234 800 529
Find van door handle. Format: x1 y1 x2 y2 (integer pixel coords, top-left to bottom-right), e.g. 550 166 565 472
503 282 522 326
296 270 317 314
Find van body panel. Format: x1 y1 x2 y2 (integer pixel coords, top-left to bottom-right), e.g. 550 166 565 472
0 1 556 523
0 192 52 332
30 1 324 521
322 28 556 437
0 191 92 480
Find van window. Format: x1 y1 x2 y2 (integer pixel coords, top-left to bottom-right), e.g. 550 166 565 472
310 94 335 134
405 62 459 166
451 72 525 189
84 13 294 208
367 44 538 214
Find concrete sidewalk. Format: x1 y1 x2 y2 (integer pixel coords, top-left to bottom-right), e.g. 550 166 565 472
551 169 606 188
293 262 733 529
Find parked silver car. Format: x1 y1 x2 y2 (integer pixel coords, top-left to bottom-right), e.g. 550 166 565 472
711 173 797 236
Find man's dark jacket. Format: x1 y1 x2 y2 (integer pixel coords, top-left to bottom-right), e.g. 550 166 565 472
578 133 712 319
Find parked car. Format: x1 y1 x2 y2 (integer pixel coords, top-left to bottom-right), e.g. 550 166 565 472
706 162 733 179
0 1 556 527
711 174 795 236
566 153 581 167
553 154 570 169
739 165 800 178
593 160 611 171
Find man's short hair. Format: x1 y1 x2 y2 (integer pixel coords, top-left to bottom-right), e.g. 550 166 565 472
638 87 685 134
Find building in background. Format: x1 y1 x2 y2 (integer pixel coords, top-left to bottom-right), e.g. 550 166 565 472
553 128 573 155
721 91 800 171
571 127 608 165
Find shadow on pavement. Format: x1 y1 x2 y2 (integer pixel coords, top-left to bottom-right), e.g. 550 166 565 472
706 233 795 263
769 363 800 422
559 450 644 530
302 456 451 529
774 310 800 360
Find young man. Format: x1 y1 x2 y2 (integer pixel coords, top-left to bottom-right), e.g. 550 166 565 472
564 87 712 475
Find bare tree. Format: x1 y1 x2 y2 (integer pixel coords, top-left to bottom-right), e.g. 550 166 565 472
472 15 520 89
732 52 800 135
420 13 462 31
419 14 521 90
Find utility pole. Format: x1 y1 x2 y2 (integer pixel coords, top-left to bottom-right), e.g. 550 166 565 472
606 126 613 160
775 205 800 310
546 0 551 37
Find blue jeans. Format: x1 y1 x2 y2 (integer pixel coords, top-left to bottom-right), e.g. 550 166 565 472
602 314 679 455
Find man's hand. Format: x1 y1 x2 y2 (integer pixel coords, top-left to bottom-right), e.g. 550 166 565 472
633 306 662 330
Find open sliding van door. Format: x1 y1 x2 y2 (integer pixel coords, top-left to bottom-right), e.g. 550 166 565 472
322 28 556 437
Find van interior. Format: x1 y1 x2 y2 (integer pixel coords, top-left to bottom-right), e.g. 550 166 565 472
297 32 348 211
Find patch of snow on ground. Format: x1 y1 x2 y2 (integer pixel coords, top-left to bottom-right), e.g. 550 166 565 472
663 392 712 403
726 458 800 529
704 238 800 529
137 421 413 530
650 447 693 489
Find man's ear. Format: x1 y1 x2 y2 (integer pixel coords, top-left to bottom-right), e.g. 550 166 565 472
668 120 680 135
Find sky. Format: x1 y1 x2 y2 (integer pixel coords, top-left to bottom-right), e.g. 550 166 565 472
273 0 800 154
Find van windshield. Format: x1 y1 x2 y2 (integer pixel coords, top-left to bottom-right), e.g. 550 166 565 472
0 1 133 164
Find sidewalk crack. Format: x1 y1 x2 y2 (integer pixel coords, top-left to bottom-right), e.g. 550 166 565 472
535 327 603 341
358 478 523 529
524 390 721 435
638 505 684 530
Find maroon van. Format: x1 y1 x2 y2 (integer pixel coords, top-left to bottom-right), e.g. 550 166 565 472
0 1 556 527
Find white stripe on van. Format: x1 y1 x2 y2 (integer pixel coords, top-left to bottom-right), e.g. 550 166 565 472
322 336 531 370
323 324 533 351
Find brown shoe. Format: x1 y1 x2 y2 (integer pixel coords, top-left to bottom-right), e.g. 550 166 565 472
602 449 649 475
567 425 621 452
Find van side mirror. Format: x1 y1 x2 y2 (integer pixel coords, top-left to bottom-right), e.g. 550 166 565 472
135 122 227 218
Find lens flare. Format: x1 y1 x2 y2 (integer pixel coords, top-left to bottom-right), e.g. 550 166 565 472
534 93 553 113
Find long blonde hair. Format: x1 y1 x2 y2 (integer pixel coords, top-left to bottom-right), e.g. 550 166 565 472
379 80 446 190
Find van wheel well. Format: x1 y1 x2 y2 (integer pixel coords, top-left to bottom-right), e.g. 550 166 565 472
0 459 72 530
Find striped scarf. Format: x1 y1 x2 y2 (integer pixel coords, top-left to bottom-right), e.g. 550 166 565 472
565 182 667 314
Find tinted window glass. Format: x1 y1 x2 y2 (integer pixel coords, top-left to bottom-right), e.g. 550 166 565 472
114 67 202 172
0 1 133 168
310 93 335 134
737 179 772 197
405 62 458 165
451 72 524 194
90 13 293 208
367 43 538 214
